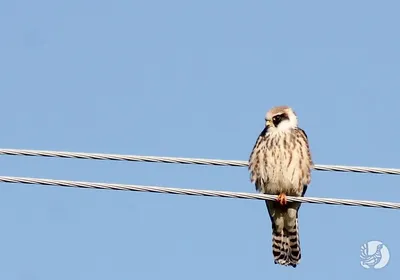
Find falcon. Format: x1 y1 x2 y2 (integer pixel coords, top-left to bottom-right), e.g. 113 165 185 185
248 105 313 267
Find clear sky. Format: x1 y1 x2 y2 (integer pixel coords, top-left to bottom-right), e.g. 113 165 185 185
0 0 399 279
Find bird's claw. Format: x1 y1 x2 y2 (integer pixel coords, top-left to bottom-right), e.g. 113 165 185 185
276 193 287 206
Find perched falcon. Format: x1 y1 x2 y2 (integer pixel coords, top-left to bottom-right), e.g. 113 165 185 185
248 106 313 268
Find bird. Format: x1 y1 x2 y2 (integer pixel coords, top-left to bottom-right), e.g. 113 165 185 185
360 243 384 268
248 105 313 268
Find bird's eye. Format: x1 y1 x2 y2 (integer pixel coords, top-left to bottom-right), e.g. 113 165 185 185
272 115 282 126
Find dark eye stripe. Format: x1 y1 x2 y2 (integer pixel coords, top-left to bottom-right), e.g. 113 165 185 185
272 113 289 126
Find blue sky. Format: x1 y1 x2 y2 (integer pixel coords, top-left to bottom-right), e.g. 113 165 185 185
0 0 399 279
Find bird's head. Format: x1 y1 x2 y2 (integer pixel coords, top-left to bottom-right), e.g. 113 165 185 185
265 106 298 132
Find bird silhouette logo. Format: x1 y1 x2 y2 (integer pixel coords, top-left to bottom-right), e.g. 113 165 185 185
360 241 390 269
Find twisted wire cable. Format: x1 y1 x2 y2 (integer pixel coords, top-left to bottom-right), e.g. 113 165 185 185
0 175 399 209
0 148 399 175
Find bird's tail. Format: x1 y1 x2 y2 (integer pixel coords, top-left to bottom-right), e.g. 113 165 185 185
272 219 301 267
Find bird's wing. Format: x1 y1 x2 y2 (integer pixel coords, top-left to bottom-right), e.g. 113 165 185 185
360 244 369 258
360 244 377 266
248 126 269 191
294 128 313 196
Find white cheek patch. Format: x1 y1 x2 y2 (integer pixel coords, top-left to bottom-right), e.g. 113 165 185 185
277 120 295 131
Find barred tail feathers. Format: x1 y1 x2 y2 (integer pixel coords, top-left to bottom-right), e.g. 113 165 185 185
272 219 301 267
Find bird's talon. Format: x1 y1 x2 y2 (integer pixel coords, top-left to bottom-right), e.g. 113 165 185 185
276 193 287 205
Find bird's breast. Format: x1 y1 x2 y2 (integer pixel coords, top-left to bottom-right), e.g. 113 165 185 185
262 132 303 195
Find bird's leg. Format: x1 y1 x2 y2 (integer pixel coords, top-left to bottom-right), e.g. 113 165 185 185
276 193 287 206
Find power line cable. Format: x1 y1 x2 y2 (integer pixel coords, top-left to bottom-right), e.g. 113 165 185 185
0 148 399 175
0 175 398 209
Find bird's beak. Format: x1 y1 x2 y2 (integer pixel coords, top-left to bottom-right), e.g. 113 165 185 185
266 120 272 127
